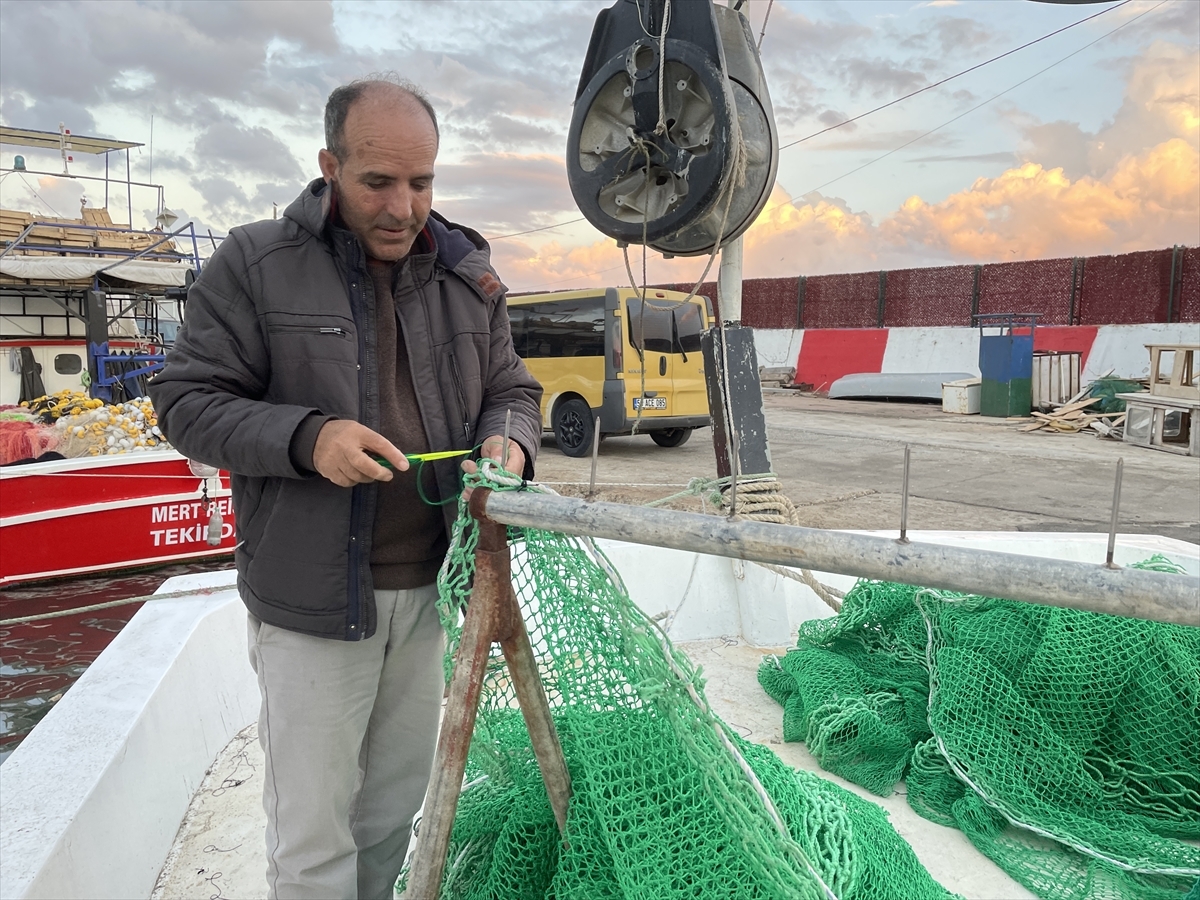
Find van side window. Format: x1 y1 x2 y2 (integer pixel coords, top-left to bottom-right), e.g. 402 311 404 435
517 297 605 358
674 304 703 354
626 299 674 354
508 308 528 357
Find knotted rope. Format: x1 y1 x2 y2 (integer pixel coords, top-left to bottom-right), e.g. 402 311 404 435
646 473 845 612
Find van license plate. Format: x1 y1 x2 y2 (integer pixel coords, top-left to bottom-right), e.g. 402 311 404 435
633 397 666 410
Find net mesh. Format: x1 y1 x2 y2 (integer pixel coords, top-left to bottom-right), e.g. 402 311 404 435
977 257 1074 325
741 277 800 329
802 272 879 329
1179 247 1200 323
758 563 1200 900
883 265 975 328
399 471 960 899
1079 250 1173 325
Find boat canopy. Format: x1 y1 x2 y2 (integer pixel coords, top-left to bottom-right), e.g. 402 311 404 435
0 256 191 287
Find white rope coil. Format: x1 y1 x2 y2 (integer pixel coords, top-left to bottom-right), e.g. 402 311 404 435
715 477 845 612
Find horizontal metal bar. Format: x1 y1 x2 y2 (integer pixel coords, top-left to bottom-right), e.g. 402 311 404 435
481 491 1199 627
0 168 164 192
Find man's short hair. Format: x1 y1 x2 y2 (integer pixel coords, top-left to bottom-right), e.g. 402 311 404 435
324 74 439 161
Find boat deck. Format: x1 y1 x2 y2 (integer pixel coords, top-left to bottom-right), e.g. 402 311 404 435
152 639 1033 900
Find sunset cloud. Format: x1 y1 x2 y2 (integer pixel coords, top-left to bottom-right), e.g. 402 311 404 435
882 139 1199 260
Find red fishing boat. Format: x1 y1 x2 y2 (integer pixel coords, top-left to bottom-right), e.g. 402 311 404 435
0 125 242 587
0 450 235 587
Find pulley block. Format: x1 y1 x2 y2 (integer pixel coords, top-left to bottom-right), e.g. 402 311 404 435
567 0 778 257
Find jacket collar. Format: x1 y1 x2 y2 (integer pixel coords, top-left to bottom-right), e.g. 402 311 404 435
286 179 507 303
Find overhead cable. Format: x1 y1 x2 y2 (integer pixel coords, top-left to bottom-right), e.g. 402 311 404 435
778 0 1132 151
486 217 587 241
774 0 1170 206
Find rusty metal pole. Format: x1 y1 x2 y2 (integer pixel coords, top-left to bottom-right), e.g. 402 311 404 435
500 611 573 837
402 510 504 898
403 490 571 899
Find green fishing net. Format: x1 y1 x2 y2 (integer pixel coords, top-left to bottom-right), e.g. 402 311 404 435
759 556 1200 900
398 470 959 899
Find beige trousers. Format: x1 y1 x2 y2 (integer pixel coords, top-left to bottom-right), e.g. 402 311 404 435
247 585 444 900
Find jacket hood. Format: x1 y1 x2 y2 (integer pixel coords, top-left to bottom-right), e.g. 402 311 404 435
285 178 506 303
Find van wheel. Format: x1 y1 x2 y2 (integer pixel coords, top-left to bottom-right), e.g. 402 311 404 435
651 428 692 448
554 398 595 458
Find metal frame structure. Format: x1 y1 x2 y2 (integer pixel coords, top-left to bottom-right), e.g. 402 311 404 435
403 494 573 898
2 124 145 227
1 125 207 400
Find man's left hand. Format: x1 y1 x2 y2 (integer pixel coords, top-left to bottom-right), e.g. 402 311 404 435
461 436 525 498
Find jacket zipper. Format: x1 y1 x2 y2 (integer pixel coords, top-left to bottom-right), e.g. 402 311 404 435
267 324 350 337
448 351 472 446
346 241 367 641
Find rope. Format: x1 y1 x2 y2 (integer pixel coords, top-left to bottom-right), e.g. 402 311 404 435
0 584 235 626
619 2 748 437
643 472 846 612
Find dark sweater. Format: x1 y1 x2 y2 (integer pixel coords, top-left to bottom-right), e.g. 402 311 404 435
366 256 448 589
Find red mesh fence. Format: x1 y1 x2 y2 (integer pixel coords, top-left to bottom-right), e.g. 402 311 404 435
1178 247 1200 323
977 257 1074 325
802 271 880 329
741 277 799 328
647 245 1194 328
1078 249 1172 325
883 265 975 327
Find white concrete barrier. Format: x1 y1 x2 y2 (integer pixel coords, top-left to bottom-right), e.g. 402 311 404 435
749 328 803 369
1083 322 1200 381
882 327 982 376
0 571 256 900
753 323 1200 387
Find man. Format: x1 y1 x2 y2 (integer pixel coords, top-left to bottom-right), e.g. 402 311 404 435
149 77 543 900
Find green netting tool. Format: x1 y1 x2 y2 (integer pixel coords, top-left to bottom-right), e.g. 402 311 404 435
372 449 471 470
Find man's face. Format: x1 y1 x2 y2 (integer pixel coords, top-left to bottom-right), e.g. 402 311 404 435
318 92 437 262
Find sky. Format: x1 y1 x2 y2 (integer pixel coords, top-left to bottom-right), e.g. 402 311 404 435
0 0 1196 293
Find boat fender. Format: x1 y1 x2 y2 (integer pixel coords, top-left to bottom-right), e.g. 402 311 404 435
207 508 224 546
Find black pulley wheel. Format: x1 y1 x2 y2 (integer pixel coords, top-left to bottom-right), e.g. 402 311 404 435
566 1 778 257
651 428 692 448
554 398 596 458
567 38 733 249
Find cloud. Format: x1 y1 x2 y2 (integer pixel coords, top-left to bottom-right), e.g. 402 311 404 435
839 58 929 99
434 152 575 235
883 139 1199 260
1016 42 1199 179
193 121 305 183
906 151 1018 165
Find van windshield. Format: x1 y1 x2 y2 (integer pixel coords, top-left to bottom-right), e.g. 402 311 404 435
628 298 705 355
627 298 674 354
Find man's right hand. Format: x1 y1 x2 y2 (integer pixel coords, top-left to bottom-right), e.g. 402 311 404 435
312 420 409 487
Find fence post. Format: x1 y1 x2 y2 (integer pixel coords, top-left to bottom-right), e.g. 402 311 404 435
1075 256 1094 328
1167 245 1181 324
876 270 887 327
971 264 981 324
1069 257 1086 325
796 275 806 329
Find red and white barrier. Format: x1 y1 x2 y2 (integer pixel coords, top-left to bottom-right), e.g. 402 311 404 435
751 323 1200 393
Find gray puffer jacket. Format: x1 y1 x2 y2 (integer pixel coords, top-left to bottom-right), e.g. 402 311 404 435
149 178 542 640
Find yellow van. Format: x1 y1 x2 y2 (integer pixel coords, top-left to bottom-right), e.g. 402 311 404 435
507 288 712 456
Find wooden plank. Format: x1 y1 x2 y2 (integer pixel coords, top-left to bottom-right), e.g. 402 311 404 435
1051 397 1101 415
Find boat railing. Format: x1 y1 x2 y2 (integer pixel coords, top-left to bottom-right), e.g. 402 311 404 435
0 217 203 273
